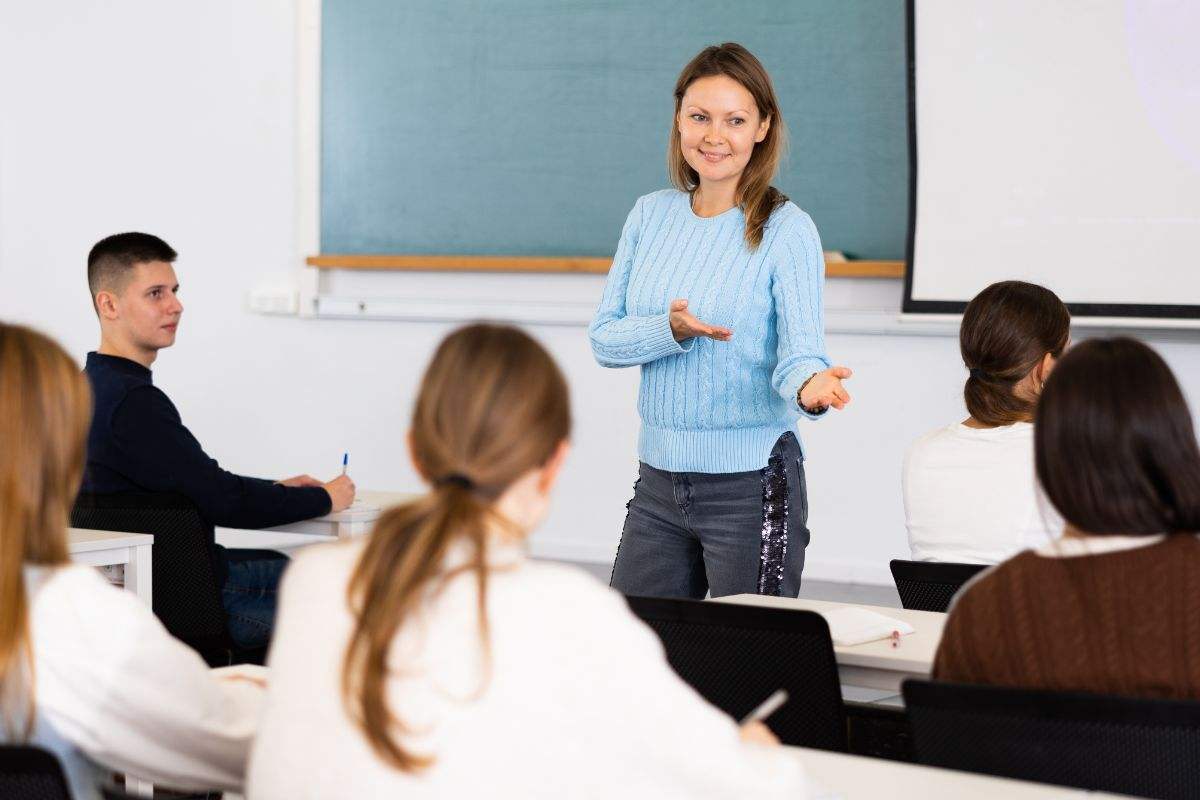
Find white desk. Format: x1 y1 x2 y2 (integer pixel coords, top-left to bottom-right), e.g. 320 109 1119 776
792 746 1123 799
67 528 153 606
217 490 414 551
716 595 944 696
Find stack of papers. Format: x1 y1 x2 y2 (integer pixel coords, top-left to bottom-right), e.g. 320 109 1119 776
818 607 915 646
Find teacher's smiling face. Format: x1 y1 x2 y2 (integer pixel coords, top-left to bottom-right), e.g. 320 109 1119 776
677 74 770 189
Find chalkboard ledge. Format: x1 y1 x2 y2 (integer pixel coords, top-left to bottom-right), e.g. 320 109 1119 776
306 254 904 279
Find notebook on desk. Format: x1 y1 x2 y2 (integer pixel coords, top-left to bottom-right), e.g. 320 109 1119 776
819 607 914 647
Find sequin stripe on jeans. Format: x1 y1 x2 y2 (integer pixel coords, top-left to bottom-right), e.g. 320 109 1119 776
609 431 809 599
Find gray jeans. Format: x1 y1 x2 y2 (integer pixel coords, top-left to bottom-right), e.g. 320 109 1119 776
610 432 809 599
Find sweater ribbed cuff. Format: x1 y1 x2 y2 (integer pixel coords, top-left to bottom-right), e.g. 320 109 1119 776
642 313 692 361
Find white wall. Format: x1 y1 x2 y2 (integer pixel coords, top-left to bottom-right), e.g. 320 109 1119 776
4 2 1200 585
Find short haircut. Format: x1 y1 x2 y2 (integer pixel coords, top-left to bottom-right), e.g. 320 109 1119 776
86 232 177 301
1036 337 1200 536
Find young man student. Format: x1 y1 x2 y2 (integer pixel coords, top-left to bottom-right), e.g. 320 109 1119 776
82 232 355 649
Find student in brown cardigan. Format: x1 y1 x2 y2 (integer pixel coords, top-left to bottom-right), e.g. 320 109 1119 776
933 337 1200 699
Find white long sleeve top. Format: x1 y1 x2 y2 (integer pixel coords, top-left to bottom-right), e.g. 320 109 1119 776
247 538 808 799
15 564 264 798
902 421 1063 564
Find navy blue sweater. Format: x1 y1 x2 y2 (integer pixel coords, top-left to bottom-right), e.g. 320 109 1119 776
82 352 331 531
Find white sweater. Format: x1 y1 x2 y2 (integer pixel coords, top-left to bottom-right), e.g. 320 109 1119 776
21 564 263 797
247 539 808 799
902 421 1062 564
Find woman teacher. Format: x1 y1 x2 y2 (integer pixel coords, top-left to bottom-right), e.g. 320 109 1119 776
589 43 852 599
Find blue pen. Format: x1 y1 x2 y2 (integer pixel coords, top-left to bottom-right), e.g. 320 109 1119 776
341 452 349 476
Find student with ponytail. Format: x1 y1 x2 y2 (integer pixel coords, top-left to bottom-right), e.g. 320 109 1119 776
249 324 809 798
0 323 262 799
590 43 852 600
903 281 1069 563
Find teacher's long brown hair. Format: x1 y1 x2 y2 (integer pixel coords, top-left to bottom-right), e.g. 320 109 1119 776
342 323 571 772
0 324 89 738
669 42 789 250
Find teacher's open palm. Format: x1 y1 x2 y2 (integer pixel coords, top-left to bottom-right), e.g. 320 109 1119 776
800 366 853 411
669 299 733 342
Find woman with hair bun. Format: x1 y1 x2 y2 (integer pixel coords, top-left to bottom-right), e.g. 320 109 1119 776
902 281 1069 564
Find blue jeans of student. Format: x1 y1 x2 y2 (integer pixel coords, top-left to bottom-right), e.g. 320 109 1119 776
221 549 289 649
610 432 809 599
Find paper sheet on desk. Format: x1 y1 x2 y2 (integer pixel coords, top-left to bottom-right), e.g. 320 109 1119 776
818 607 914 646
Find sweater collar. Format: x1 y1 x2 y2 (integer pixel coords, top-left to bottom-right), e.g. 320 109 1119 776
86 351 153 381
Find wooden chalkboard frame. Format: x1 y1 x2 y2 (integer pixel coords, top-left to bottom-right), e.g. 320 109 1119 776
307 253 904 278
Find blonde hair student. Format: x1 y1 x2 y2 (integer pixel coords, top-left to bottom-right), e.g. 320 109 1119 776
590 43 853 602
248 323 809 798
0 322 263 799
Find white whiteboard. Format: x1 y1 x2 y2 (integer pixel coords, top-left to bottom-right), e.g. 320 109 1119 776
906 0 1200 318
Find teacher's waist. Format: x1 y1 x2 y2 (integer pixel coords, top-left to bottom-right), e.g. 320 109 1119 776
637 423 800 474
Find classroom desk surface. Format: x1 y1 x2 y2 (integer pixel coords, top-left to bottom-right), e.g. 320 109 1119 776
716 595 945 695
219 489 415 551
792 746 1124 799
67 528 153 606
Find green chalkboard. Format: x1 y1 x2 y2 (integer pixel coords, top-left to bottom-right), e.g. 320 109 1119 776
322 0 908 260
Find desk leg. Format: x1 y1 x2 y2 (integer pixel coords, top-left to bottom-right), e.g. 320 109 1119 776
124 544 153 606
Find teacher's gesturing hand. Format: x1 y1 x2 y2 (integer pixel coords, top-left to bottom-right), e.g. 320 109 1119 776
669 298 733 342
800 366 853 411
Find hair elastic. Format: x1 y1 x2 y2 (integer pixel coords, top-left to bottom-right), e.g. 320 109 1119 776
968 367 986 380
435 473 475 491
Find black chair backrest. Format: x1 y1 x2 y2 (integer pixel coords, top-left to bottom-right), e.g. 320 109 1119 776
0 746 71 800
889 559 986 612
627 596 846 751
904 679 1200 799
71 492 227 651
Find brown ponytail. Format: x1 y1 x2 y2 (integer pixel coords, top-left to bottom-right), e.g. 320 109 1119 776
668 42 788 250
960 281 1070 426
0 324 89 738
342 324 571 772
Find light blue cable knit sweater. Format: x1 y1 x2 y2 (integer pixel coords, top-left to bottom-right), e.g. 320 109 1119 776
590 189 831 473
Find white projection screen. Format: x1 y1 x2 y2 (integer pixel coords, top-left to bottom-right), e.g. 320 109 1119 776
904 0 1200 320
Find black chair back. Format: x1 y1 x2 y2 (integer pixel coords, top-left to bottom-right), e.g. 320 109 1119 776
71 492 255 665
889 559 986 612
627 596 846 751
0 746 71 800
904 679 1200 799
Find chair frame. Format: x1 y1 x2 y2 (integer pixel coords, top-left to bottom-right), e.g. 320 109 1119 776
904 678 1200 798
889 559 987 612
627 596 847 751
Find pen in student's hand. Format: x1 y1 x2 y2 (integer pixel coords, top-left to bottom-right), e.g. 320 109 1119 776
740 689 788 725
342 452 348 476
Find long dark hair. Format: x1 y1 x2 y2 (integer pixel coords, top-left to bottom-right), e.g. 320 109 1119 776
341 323 571 772
1036 337 1200 535
960 281 1070 426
